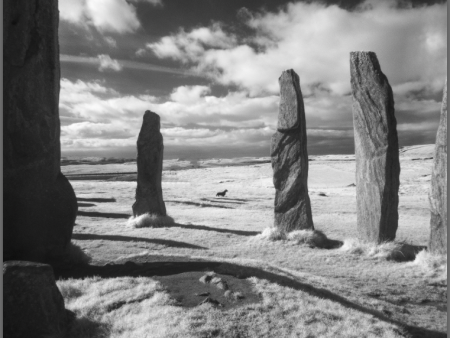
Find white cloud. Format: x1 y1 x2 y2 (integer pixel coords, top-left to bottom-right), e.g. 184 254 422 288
170 86 211 103
59 0 143 34
147 1 447 97
97 54 123 72
62 121 134 139
59 0 85 24
147 24 237 62
104 37 118 48
59 78 442 157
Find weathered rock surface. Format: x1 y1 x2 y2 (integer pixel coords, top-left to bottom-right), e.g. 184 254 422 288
3 261 71 338
429 80 447 254
4 0 77 262
350 51 400 243
132 111 167 217
271 69 314 232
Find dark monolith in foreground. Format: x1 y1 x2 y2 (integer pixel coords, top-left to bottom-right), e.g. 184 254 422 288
429 80 447 254
350 51 400 243
4 261 72 338
133 111 167 217
271 69 314 232
3 0 77 263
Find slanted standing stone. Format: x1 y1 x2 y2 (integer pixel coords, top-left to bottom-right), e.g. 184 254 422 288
4 0 77 263
429 80 447 254
133 111 167 217
271 69 314 232
4 261 72 338
350 51 400 243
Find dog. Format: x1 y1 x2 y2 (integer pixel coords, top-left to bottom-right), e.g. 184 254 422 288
216 189 228 197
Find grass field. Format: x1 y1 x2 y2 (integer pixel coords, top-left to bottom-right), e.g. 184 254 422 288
57 145 447 338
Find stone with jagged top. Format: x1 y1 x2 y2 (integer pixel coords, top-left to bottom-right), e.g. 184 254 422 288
350 51 400 243
429 80 447 254
271 69 314 232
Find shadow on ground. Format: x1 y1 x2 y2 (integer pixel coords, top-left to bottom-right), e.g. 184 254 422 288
55 257 446 338
77 202 96 208
200 198 245 205
77 197 117 203
172 223 260 236
165 200 234 209
77 211 130 219
72 233 207 250
388 244 427 262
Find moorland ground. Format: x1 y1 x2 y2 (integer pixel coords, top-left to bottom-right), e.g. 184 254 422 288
57 144 446 338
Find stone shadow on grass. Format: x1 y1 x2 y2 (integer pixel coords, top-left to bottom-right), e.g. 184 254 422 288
77 202 96 207
77 211 130 219
77 197 116 203
72 233 207 250
165 200 234 209
55 258 446 338
67 315 111 338
172 223 260 236
387 243 427 262
200 198 245 205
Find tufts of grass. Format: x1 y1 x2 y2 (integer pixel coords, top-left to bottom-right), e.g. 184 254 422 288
256 227 287 241
126 213 175 228
340 239 420 261
409 250 447 285
287 229 330 248
256 228 341 249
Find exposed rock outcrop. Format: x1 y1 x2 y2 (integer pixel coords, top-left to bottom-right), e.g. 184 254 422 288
4 0 77 262
429 80 447 254
132 111 167 217
271 69 314 232
350 51 400 243
3 261 72 338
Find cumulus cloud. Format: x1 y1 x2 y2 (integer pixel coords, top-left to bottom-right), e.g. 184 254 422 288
104 37 118 48
146 23 237 61
97 54 123 72
59 0 148 34
59 76 443 158
147 1 447 97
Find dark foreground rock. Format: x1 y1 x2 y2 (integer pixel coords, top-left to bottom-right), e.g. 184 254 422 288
4 0 77 262
271 69 314 232
429 80 447 254
350 51 400 243
3 261 71 338
133 111 167 217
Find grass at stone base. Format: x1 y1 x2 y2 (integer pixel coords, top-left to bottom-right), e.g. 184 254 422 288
58 272 407 338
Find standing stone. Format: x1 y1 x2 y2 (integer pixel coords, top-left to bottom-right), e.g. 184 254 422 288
4 0 77 263
350 51 400 243
429 80 447 254
271 69 314 232
4 261 72 338
132 111 167 217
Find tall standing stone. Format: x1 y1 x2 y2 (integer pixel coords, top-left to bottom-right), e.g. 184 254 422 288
133 111 167 217
4 0 78 263
271 69 314 232
350 51 400 243
429 80 447 254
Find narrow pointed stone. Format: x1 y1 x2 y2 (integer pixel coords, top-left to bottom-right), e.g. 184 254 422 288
350 51 400 243
132 111 167 217
271 69 314 232
429 80 447 254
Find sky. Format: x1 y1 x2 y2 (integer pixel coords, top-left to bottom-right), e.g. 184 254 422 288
58 0 447 159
